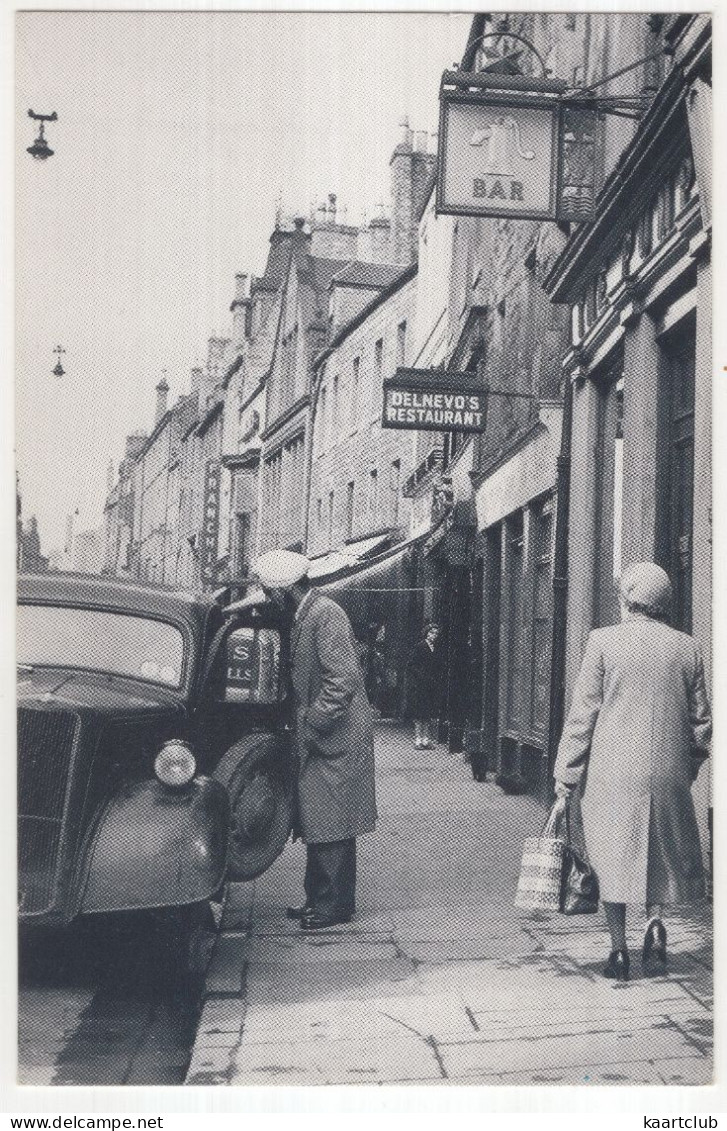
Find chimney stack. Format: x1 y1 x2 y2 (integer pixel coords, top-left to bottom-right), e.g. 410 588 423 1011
206 337 230 386
190 367 204 401
155 375 169 424
390 120 436 264
398 116 413 150
230 274 251 347
106 460 114 496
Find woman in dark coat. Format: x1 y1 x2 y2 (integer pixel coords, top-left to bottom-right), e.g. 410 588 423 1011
554 562 711 982
407 622 443 749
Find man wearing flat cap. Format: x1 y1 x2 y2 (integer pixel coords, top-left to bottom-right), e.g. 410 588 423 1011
254 549 377 930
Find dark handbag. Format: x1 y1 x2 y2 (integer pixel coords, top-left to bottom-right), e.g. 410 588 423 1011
559 801 599 915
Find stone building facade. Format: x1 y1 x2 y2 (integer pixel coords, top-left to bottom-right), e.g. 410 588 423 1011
307 267 416 558
545 13 712 850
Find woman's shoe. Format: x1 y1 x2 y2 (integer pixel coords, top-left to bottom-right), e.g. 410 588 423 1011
604 948 630 981
642 920 667 972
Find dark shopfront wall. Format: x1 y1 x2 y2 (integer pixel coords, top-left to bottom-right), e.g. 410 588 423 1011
477 494 556 794
588 314 696 639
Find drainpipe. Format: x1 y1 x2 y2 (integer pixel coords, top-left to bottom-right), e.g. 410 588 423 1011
545 373 574 798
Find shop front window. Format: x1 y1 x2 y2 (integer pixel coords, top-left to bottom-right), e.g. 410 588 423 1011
531 498 553 735
594 355 624 628
661 323 695 632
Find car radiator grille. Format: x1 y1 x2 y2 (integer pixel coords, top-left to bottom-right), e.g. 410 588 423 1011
18 708 78 915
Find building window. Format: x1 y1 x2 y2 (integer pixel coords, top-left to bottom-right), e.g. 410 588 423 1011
327 490 335 548
396 322 407 367
530 498 553 734
368 468 378 521
505 510 525 732
594 356 624 629
351 357 360 429
370 339 384 422
346 481 355 540
233 512 251 576
316 497 323 531
265 450 283 549
332 374 340 434
319 386 327 452
390 460 401 525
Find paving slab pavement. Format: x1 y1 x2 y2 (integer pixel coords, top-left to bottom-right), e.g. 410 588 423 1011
186 722 712 1087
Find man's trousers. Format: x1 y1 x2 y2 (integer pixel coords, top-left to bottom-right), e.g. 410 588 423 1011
304 838 356 919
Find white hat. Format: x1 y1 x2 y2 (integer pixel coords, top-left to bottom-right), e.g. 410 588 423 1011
254 549 311 590
619 561 672 616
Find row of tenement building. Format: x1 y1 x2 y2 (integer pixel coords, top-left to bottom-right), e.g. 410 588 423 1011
102 13 712 852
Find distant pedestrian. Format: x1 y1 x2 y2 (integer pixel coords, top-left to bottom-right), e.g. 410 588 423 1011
407 622 443 749
554 562 712 982
255 550 377 931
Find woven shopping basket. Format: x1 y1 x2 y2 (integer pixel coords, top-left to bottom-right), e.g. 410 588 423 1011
514 800 566 912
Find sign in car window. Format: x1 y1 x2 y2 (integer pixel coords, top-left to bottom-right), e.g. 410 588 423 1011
225 628 281 703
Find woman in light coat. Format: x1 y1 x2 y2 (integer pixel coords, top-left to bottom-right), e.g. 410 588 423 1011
554 562 711 982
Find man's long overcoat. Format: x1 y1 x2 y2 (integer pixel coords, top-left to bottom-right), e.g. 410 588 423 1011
291 591 377 844
554 618 712 904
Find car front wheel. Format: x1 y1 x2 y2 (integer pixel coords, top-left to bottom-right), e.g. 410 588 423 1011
213 733 293 882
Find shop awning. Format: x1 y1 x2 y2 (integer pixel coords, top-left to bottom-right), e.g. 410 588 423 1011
344 532 392 559
312 529 431 591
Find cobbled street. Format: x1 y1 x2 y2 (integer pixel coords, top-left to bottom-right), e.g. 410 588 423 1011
19 915 212 1086
187 722 713 1087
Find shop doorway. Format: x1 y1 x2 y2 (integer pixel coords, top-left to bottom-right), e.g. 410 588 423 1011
663 328 696 633
482 526 502 773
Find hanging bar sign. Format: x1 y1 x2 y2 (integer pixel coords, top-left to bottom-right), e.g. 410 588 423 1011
437 72 598 222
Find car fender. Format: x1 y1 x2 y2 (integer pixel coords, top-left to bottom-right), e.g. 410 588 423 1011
77 776 230 915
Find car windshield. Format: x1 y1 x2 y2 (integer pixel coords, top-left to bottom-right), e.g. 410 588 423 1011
17 605 186 689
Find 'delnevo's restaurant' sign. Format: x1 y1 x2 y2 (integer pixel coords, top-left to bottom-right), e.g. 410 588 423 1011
382 370 489 433
437 72 598 223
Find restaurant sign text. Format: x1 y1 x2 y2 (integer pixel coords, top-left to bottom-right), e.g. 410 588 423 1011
382 371 489 433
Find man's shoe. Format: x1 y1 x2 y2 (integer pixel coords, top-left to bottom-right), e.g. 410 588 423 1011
286 904 312 921
300 910 352 931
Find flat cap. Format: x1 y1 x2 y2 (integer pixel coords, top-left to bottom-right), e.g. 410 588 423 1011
619 561 672 616
254 549 311 590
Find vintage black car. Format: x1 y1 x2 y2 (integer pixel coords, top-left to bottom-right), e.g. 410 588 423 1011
17 571 294 958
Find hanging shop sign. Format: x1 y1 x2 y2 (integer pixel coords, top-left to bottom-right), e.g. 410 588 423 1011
382 370 489 433
200 459 221 587
437 72 598 222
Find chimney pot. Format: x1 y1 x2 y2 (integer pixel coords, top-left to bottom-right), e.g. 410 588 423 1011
398 116 412 148
155 377 169 424
414 130 428 153
293 216 306 231
234 273 248 301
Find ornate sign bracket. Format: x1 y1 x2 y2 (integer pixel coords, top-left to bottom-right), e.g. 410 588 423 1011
438 36 674 222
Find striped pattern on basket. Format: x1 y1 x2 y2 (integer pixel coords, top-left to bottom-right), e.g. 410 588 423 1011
514 835 565 912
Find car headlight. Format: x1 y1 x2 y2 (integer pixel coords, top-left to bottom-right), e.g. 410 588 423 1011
155 740 196 788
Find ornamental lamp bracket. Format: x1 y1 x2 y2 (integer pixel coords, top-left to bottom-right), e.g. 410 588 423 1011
27 110 57 161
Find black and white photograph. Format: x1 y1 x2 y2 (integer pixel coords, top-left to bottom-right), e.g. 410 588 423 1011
13 6 715 1098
